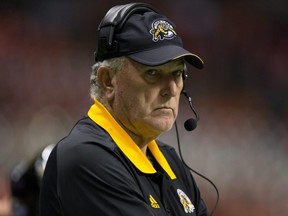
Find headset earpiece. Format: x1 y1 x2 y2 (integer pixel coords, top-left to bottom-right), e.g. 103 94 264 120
96 3 157 62
182 64 188 81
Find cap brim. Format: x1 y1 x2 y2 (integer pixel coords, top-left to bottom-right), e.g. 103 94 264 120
128 45 204 69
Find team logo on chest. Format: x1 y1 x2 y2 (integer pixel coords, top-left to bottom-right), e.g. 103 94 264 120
177 189 195 213
149 20 177 42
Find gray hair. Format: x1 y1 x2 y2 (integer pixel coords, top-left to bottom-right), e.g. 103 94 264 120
90 57 126 101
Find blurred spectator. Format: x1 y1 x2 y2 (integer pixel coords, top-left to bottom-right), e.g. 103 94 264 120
9 144 55 216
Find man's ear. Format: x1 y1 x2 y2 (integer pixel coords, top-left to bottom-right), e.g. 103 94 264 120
96 66 115 100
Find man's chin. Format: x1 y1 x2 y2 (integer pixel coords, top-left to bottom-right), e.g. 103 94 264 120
149 120 174 134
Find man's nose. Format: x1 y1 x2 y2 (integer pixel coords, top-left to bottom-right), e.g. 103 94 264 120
160 76 178 97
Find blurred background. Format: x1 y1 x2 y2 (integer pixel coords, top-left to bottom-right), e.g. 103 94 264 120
0 0 287 215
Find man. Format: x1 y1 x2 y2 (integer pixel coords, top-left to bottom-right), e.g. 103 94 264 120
39 2 209 216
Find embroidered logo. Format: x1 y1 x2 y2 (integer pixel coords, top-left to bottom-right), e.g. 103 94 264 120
177 189 195 213
150 20 177 42
149 194 160 208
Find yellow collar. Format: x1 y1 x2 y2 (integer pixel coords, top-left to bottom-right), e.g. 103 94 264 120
87 99 176 180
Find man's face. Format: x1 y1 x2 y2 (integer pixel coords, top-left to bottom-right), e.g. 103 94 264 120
110 58 185 140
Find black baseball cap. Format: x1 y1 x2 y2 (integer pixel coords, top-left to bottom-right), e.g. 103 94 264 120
95 4 204 69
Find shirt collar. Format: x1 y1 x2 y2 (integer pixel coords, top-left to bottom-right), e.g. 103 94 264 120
87 99 176 180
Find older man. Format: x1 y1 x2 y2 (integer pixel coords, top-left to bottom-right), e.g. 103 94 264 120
39 3 209 216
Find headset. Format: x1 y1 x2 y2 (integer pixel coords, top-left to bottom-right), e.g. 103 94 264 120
96 3 219 215
95 3 157 62
179 66 219 216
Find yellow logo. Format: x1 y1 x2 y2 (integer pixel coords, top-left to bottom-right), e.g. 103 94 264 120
149 194 160 208
177 189 195 213
150 20 177 42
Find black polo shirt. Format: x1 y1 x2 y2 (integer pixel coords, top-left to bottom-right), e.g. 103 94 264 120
39 100 209 216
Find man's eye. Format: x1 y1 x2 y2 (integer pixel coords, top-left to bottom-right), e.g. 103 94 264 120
144 69 160 83
173 70 183 78
146 69 158 77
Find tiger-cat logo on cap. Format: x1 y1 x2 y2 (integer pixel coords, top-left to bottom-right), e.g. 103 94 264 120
150 20 177 42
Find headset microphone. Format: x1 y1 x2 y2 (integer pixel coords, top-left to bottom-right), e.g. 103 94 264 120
176 89 219 216
182 89 199 131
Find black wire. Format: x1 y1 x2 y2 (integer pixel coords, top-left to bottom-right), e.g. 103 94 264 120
174 121 219 216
